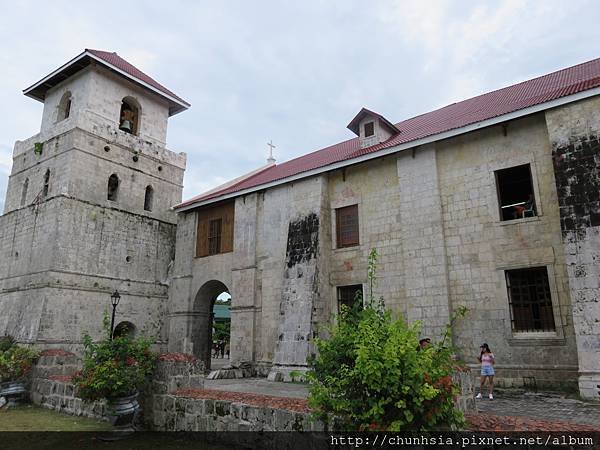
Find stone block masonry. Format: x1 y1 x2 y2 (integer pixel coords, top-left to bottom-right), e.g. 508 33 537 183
546 95 600 399
268 212 320 380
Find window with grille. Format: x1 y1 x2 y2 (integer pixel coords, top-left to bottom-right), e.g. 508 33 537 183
337 284 363 312
364 121 374 137
506 267 556 332
336 204 359 248
208 218 222 255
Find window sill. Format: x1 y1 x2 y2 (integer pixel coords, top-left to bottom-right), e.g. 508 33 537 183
332 245 360 254
508 332 565 346
498 215 541 226
194 251 233 259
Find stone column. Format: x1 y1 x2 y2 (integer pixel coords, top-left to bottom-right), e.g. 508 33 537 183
546 97 600 400
396 144 451 339
230 194 259 363
268 177 327 381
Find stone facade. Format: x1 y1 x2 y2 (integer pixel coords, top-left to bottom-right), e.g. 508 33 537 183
545 95 600 398
2 53 599 400
169 105 599 398
0 63 185 351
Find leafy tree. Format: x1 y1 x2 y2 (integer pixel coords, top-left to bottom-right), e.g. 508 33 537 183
73 313 156 401
307 249 467 431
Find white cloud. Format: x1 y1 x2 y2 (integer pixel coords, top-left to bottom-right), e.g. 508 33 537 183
0 0 598 207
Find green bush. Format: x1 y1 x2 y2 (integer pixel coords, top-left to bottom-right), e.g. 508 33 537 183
306 249 467 431
73 315 156 401
0 335 16 353
0 337 39 382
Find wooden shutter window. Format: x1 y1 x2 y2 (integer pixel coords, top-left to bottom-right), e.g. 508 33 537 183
196 201 235 258
196 215 209 257
208 218 222 255
336 204 359 248
221 202 235 253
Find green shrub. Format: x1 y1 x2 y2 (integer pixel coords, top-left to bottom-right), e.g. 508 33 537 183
0 340 39 382
306 249 467 431
0 335 16 353
73 314 156 401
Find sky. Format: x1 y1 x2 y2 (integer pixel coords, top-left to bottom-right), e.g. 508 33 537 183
0 0 599 212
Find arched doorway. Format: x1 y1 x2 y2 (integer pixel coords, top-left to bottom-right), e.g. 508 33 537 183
191 280 230 370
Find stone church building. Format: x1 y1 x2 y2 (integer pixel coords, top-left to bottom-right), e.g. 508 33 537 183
0 50 599 399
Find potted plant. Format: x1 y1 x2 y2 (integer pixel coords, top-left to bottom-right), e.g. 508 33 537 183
0 335 39 406
73 317 156 431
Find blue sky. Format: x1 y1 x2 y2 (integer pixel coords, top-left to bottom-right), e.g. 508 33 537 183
1 1 599 212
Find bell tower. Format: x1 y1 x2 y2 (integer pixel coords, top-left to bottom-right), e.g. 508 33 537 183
0 50 189 350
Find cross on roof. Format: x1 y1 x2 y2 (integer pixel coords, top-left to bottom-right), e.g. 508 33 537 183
267 140 276 164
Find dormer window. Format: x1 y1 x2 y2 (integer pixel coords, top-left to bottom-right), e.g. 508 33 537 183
347 107 401 149
119 97 140 135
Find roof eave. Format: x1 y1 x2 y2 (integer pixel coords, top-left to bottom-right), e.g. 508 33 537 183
173 85 600 213
23 50 190 115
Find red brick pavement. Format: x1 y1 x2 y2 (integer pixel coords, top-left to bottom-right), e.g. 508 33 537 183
466 413 600 432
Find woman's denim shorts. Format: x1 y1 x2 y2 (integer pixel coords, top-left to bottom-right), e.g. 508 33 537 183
481 365 495 376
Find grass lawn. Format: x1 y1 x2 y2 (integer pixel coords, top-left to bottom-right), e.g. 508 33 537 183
0 404 111 431
0 404 235 449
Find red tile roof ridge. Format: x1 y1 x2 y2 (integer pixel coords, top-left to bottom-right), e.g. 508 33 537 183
85 48 190 107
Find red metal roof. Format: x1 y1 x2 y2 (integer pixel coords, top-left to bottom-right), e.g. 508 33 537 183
177 57 600 209
23 49 190 115
86 49 190 107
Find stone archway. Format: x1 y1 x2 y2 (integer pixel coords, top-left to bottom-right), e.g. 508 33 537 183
191 280 230 370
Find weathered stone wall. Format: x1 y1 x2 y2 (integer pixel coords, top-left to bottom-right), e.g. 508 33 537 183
546 95 600 399
168 176 330 377
5 127 184 222
171 113 581 388
436 114 577 388
29 350 107 420
27 349 474 433
326 157 403 320
151 395 315 432
397 145 451 337
0 196 173 348
39 65 171 146
1 63 185 350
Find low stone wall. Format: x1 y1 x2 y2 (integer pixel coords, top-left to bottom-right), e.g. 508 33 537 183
28 350 205 425
453 369 476 413
152 393 317 432
30 377 107 420
25 348 476 433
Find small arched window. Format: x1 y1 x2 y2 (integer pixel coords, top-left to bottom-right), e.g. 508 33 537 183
57 91 72 122
20 178 29 206
144 185 154 211
42 170 50 198
119 97 140 135
107 174 119 201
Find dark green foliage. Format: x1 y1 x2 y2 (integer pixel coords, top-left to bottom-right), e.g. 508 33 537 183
0 336 39 382
73 313 156 401
306 249 467 431
0 335 16 353
213 321 230 342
